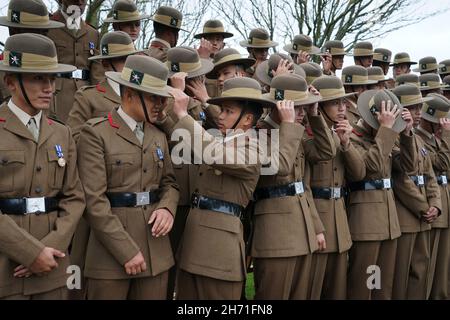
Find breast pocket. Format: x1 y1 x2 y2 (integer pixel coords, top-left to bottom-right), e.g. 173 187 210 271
151 145 165 172
0 150 25 193
47 149 66 190
312 160 331 182
105 154 134 188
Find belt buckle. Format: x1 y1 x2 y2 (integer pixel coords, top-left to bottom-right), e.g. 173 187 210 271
294 181 304 195
135 192 150 206
383 179 391 189
26 197 46 214
441 175 448 185
72 69 83 79
417 175 425 186
332 188 341 199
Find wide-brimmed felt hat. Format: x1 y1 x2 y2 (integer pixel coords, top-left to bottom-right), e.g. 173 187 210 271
263 73 321 106
413 56 444 73
311 76 356 102
149 6 186 31
194 20 233 39
300 62 323 85
351 41 374 57
0 33 75 74
373 48 392 64
395 74 426 88
104 0 151 23
419 74 448 90
392 84 433 107
206 48 255 79
89 31 142 61
321 40 347 56
342 65 377 86
0 0 64 29
106 55 171 97
420 93 450 123
439 59 450 76
207 77 276 108
358 89 406 132
283 34 321 55
442 75 450 91
367 66 390 82
239 28 278 49
166 46 213 78
255 53 305 86
390 52 417 66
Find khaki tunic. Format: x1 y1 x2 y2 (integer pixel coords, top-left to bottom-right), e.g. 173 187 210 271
345 97 360 127
144 40 170 63
0 104 85 297
76 109 179 280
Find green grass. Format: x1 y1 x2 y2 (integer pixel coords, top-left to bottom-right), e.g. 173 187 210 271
245 272 255 300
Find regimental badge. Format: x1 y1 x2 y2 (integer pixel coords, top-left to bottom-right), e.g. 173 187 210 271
426 107 436 116
422 63 427 70
345 74 353 83
293 44 298 51
113 10 118 20
275 89 285 101
89 42 95 56
156 147 164 161
170 17 178 27
11 10 20 23
9 51 22 68
421 82 428 87
421 147 428 156
171 62 180 72
248 37 253 44
199 111 206 121
130 70 144 85
101 44 109 56
369 105 378 115
441 66 448 73
383 55 388 62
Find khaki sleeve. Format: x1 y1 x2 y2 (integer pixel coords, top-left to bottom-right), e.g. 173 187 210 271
77 125 140 266
392 131 417 174
424 156 442 213
303 113 336 163
304 162 325 234
89 32 105 84
203 103 221 129
40 127 85 251
67 89 92 142
429 130 450 172
276 122 304 176
341 141 366 182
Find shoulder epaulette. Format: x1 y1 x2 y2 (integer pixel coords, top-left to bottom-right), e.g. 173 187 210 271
47 116 65 126
86 116 108 127
79 84 96 92
108 112 120 128
0 117 5 122
96 84 106 93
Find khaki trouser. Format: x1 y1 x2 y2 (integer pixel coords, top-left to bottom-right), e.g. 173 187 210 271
428 227 450 299
1 286 68 300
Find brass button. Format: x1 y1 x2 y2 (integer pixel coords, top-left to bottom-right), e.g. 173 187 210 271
2 158 7 164
143 168 147 173
116 160 122 165
36 166 42 172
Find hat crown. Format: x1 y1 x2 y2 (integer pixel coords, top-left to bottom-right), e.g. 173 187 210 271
249 28 270 41
367 66 384 77
213 48 240 64
101 31 133 47
124 55 168 83
268 53 292 70
420 73 441 83
396 74 418 84
154 6 183 20
427 93 450 112
312 76 344 91
167 46 200 64
323 40 344 50
300 62 323 77
393 84 421 97
419 56 438 65
395 52 410 60
222 77 262 93
443 75 450 85
342 65 369 77
4 33 56 58
355 41 373 50
370 90 402 113
8 0 48 17
271 74 308 92
374 48 392 62
203 19 224 29
113 0 138 12
293 34 313 47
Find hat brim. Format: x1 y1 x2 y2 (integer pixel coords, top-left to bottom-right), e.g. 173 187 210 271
194 32 234 39
412 65 444 73
401 96 434 107
206 58 256 79
0 16 65 29
103 14 151 23
420 84 448 90
207 95 276 108
343 79 379 86
255 61 304 86
149 17 187 32
372 58 392 64
263 92 322 106
168 59 214 79
283 44 321 55
320 92 356 102
239 40 278 49
357 89 406 133
421 111 445 123
389 61 417 66
88 49 144 61
106 71 171 97
0 63 76 74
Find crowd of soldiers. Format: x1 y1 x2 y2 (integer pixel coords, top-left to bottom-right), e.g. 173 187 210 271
1 0 450 301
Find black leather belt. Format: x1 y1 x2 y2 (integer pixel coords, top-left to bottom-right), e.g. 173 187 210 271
312 187 346 199
107 191 159 208
410 175 426 187
191 193 243 218
58 69 90 80
0 197 59 215
348 179 392 192
254 181 305 201
437 175 448 185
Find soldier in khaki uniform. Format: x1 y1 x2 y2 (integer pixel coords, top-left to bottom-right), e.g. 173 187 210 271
77 55 179 300
103 0 150 42
283 34 321 65
300 62 323 85
307 76 366 300
439 60 450 81
413 57 444 75
0 0 65 105
145 6 184 63
420 74 447 97
414 94 450 300
443 76 450 100
240 28 278 77
352 41 374 68
168 77 271 299
391 52 417 79
251 74 334 300
372 48 392 75
67 31 141 139
321 40 346 76
0 33 84 300
391 85 441 300
47 0 104 123
367 67 391 90
347 89 416 299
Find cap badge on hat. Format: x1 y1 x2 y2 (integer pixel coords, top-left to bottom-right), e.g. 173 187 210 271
275 89 285 101
422 64 427 69
345 75 353 83
293 44 298 51
426 107 436 116
101 45 109 55
383 55 388 62
170 17 178 27
442 66 448 73
421 81 427 87
11 10 20 23
130 70 144 85
369 105 377 115
171 62 180 72
9 52 21 67
248 37 254 44
113 11 119 19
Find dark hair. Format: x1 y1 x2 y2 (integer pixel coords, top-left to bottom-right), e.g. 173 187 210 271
242 101 263 126
154 22 176 37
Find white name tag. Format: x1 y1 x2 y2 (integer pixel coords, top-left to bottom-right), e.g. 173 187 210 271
26 197 46 214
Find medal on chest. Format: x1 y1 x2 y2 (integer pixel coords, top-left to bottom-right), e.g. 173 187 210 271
55 145 66 167
89 42 95 56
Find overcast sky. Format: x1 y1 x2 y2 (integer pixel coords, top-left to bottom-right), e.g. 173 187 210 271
0 0 449 78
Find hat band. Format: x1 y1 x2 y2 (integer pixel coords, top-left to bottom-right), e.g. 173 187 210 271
306 76 319 85
203 26 226 34
221 87 262 99
369 75 386 81
292 43 313 52
400 94 424 105
397 81 419 87
422 81 443 89
121 67 166 89
270 88 308 101
214 54 245 66
153 13 181 28
342 74 371 84
114 9 141 21
421 63 438 70
166 60 202 73
422 103 449 119
3 50 58 70
8 9 49 26
353 48 373 56
104 42 136 57
329 47 345 55
249 37 271 46
319 88 347 100
393 57 412 64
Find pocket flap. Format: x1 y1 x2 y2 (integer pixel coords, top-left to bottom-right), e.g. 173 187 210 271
0 150 25 164
105 154 134 165
198 210 241 234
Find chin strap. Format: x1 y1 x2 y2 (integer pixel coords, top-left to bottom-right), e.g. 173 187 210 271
138 92 151 123
109 60 117 72
231 101 249 130
17 74 36 109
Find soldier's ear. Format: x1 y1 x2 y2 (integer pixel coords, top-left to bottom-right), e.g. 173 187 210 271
4 73 18 92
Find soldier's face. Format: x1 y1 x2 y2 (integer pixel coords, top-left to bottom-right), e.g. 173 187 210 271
114 21 141 42
5 73 55 112
367 83 385 90
294 106 307 124
332 56 344 69
249 48 269 62
405 104 422 127
218 102 249 134
348 85 367 97
205 35 225 56
217 65 245 89
422 88 443 97
321 98 347 122
355 56 373 68
124 88 167 123
393 64 410 77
